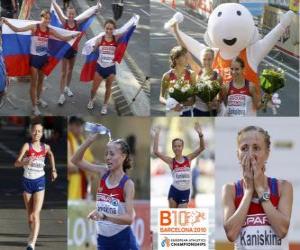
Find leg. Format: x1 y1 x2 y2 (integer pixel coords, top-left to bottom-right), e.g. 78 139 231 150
90 72 103 100
36 70 45 100
60 58 67 94
168 198 178 208
104 74 115 105
23 192 34 242
178 203 188 208
66 56 76 88
31 190 45 246
30 67 38 107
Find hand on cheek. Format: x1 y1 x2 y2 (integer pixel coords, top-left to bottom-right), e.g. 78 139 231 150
251 156 265 195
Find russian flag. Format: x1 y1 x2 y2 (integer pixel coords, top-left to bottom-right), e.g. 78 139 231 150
80 14 140 82
2 19 80 77
50 3 97 50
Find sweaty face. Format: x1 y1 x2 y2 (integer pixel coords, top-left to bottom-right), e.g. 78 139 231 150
230 60 243 79
172 140 184 156
41 14 51 26
201 52 213 69
67 9 76 21
31 125 43 142
105 143 126 171
237 131 269 171
105 23 115 37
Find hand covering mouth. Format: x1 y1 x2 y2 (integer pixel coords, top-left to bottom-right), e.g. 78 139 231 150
223 38 237 46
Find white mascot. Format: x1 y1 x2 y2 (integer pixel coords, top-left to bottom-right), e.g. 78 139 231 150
166 3 294 88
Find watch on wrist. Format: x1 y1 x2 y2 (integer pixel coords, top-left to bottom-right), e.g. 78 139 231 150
259 192 270 203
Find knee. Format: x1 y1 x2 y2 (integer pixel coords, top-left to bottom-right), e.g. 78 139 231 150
105 81 113 89
32 212 40 223
28 214 34 224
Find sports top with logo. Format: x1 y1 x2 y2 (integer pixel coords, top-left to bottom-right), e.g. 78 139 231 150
96 171 129 237
234 177 288 250
227 80 255 117
23 143 46 180
30 24 49 56
97 37 117 68
171 156 191 191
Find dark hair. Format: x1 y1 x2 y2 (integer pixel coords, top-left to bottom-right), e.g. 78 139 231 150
172 138 184 147
169 46 187 68
232 57 245 68
40 9 51 18
69 116 84 126
111 139 133 172
104 19 117 28
31 121 44 130
237 126 271 150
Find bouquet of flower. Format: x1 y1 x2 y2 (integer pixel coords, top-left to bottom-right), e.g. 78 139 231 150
168 77 194 103
260 68 285 113
195 77 221 104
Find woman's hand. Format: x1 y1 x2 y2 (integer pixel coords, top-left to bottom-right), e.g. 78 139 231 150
51 170 58 182
241 154 254 192
88 209 104 221
194 122 203 135
86 133 102 143
151 127 161 138
22 157 33 167
172 103 183 112
251 156 266 196
182 97 195 107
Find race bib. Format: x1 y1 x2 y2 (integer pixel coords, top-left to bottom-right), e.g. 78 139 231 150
96 193 119 215
227 94 247 116
173 168 191 187
237 214 283 250
26 157 45 172
99 45 116 66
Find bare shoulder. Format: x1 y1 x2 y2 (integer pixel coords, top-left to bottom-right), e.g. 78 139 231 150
125 178 135 190
222 183 235 197
278 179 293 196
162 71 170 81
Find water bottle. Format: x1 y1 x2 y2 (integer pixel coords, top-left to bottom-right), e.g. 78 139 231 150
84 122 112 140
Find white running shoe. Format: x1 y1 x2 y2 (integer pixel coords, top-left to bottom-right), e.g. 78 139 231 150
87 100 94 110
58 94 66 105
37 99 48 108
64 86 74 97
32 106 41 116
101 105 108 115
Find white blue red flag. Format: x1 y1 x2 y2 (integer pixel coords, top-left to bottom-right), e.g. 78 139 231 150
2 19 80 76
80 14 140 82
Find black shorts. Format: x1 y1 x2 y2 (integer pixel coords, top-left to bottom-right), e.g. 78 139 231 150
64 47 77 59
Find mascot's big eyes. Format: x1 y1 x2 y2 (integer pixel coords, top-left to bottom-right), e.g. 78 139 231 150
237 10 241 16
217 11 222 17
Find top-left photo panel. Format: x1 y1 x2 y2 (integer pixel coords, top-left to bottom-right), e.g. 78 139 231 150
0 0 150 116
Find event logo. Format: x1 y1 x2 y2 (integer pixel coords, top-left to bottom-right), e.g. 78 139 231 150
161 237 171 248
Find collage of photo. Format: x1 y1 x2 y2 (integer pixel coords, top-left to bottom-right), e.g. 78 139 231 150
0 0 299 250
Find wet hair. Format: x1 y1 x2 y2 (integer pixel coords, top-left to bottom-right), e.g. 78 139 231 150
232 57 245 68
169 46 187 69
104 19 117 29
111 139 133 172
172 138 184 147
237 126 271 150
31 121 44 130
40 9 51 18
68 116 84 126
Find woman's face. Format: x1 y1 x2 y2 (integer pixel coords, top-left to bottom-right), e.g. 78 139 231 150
237 131 269 172
105 23 115 37
67 9 76 21
41 13 51 26
231 61 243 79
31 124 43 142
172 140 184 156
175 53 187 67
201 51 213 68
105 142 126 171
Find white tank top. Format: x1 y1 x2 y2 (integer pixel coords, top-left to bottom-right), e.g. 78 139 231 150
171 157 191 191
96 172 129 237
23 143 46 179
30 24 49 56
97 37 117 68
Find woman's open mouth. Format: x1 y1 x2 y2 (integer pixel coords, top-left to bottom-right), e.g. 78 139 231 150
223 38 237 46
